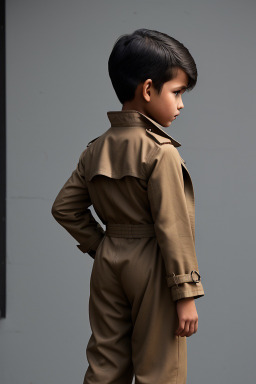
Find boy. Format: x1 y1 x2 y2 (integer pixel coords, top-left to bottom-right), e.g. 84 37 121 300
51 28 205 384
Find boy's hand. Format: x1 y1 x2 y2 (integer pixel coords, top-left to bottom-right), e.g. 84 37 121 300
174 297 198 337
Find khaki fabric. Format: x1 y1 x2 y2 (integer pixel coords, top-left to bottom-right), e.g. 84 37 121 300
51 110 205 383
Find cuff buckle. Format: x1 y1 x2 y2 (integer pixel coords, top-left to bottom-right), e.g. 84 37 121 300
191 270 201 283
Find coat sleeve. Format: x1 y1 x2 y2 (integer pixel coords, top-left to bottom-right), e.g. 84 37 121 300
147 144 205 301
51 148 105 259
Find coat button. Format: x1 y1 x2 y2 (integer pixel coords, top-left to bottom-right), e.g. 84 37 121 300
148 128 152 131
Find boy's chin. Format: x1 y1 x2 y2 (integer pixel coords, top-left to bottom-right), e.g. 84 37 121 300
162 121 172 128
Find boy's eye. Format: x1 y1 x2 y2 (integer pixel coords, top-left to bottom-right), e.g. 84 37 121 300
174 89 186 96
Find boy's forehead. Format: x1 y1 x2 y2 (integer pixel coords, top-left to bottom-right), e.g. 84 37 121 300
168 67 189 88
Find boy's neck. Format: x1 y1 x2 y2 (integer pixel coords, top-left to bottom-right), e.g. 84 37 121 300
121 102 148 117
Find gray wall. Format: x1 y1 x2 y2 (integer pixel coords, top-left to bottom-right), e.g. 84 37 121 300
1 0 255 383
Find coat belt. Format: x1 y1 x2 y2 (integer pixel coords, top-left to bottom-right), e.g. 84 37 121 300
105 223 155 238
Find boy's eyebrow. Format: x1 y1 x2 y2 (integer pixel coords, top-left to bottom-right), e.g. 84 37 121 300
172 85 188 91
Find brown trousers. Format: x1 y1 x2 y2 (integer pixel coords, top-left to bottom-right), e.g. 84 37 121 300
83 224 187 384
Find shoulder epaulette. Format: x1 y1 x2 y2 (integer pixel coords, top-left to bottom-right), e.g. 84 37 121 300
87 135 101 147
146 129 173 145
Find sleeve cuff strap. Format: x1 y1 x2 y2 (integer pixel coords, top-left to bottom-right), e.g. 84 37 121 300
166 271 201 288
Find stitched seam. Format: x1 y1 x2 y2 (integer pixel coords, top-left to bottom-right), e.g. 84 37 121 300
87 168 147 181
173 287 204 293
144 145 160 177
173 288 205 300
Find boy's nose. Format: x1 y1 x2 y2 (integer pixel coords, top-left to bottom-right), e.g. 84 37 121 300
178 99 184 109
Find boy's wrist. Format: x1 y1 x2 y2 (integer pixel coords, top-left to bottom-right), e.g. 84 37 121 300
177 297 194 302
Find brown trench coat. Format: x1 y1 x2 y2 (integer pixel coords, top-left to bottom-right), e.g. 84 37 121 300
51 110 205 384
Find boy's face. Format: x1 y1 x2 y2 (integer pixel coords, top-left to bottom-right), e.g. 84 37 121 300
144 67 189 127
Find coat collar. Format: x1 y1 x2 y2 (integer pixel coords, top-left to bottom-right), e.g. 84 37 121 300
107 110 181 147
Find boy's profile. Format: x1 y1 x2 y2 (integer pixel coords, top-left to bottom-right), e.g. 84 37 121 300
51 28 205 384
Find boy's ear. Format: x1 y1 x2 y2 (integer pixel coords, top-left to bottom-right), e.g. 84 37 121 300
142 79 153 102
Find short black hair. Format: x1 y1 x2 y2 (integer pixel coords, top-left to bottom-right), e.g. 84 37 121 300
108 28 198 104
